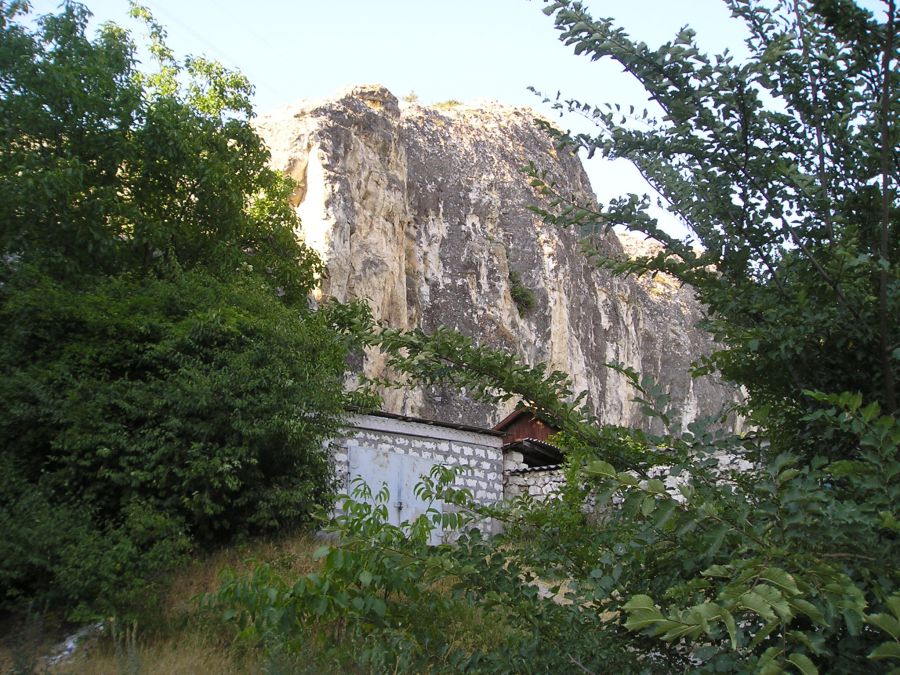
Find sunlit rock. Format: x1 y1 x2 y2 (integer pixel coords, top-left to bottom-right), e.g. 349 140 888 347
256 85 741 430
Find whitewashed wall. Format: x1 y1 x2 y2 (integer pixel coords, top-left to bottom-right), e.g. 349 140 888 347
330 414 505 538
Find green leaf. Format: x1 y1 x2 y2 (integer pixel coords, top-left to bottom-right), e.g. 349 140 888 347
645 478 667 494
790 599 827 626
622 594 661 613
868 642 900 661
867 611 900 640
722 608 738 650
776 468 801 484
887 596 900 620
705 523 729 557
370 597 387 618
755 584 793 622
586 460 617 478
622 594 668 632
651 499 677 530
741 590 777 622
750 619 782 649
861 401 881 422
542 1 565 16
760 567 800 596
758 646 785 674
827 460 870 477
702 564 732 578
786 653 818 675
617 472 640 486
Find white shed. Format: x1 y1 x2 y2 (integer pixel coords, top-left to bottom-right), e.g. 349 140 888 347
330 412 505 539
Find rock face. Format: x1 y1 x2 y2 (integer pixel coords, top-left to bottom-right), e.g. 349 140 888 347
255 85 739 430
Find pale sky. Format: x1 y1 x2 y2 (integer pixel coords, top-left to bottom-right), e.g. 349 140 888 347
24 1 885 238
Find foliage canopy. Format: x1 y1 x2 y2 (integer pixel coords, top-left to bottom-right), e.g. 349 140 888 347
0 1 319 305
530 0 899 451
0 2 362 619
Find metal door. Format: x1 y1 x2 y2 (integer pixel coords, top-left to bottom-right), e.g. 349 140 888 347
348 447 442 543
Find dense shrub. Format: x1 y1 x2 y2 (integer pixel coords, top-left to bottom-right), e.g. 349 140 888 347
0 460 190 620
0 268 353 616
211 469 651 674
0 3 367 618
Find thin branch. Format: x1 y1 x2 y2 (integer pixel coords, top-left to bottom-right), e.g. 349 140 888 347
568 654 598 675
793 0 835 242
878 0 896 411
820 552 877 561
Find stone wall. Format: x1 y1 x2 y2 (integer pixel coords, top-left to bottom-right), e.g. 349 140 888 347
332 412 504 507
503 466 566 502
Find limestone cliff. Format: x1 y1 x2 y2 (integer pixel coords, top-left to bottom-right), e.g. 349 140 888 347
255 85 739 429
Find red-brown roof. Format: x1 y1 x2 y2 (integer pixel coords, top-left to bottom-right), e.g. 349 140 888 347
493 408 559 445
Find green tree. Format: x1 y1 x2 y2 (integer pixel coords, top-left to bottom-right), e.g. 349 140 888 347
0 2 365 618
211 1 899 672
528 0 898 457
0 1 319 305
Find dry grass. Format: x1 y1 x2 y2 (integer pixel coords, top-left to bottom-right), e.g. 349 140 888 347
3 532 531 673
2 530 323 675
158 530 323 622
51 634 260 675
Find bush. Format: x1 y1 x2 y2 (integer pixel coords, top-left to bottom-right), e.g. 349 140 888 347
0 457 190 621
0 3 369 620
0 268 353 617
211 469 650 674
508 270 537 315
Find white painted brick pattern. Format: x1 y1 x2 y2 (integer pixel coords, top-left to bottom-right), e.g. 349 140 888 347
330 414 505 508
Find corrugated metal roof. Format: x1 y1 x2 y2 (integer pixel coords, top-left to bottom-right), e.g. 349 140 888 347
503 437 565 467
505 463 564 474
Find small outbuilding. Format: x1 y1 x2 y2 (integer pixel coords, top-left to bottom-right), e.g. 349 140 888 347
329 409 570 541
330 412 505 539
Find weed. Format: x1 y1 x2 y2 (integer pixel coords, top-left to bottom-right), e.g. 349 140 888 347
509 270 537 314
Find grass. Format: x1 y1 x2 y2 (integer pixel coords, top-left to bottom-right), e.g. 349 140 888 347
0 531 324 675
2 530 530 674
50 634 258 675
